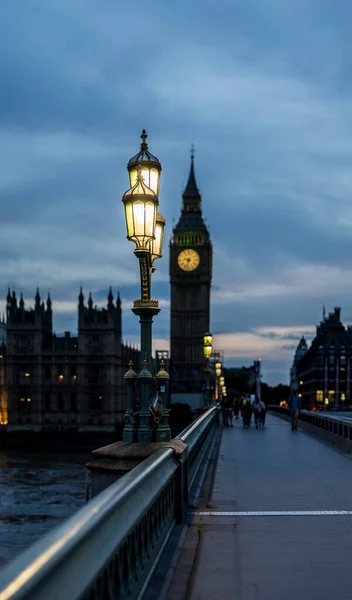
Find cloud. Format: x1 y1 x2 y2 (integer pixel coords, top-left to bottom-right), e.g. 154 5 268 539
2 0 352 384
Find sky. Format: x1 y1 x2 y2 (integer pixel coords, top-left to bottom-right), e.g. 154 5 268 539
1 0 352 385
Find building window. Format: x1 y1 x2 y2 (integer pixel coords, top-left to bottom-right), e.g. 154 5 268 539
316 390 323 403
18 396 31 410
57 393 64 411
45 393 50 411
44 366 51 380
328 390 335 403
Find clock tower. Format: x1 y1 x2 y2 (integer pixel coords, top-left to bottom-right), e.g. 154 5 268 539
170 152 212 394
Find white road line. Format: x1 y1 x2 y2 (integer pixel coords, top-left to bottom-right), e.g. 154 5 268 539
192 511 352 516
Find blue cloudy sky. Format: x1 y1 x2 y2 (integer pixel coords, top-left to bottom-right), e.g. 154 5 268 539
1 0 352 384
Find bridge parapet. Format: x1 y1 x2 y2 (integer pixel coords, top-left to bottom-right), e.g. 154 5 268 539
0 406 218 600
269 405 352 452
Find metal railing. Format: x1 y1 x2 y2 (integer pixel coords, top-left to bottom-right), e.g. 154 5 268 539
0 406 219 600
177 405 218 488
269 405 352 447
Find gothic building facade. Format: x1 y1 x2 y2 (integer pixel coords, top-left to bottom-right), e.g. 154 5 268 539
169 154 212 396
297 307 352 409
5 288 139 432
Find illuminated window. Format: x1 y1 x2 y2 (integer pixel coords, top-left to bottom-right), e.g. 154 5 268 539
316 390 323 403
25 373 30 378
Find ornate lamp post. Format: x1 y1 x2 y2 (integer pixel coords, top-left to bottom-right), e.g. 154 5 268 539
215 361 222 401
122 130 170 443
203 332 213 406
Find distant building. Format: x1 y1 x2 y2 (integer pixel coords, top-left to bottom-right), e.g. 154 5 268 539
290 336 308 389
5 288 139 433
297 307 352 409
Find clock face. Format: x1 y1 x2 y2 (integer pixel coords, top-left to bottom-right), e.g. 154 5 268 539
178 249 200 271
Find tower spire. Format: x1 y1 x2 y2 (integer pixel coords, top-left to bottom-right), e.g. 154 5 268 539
182 146 201 210
78 287 84 306
108 286 114 306
35 287 41 308
88 292 93 309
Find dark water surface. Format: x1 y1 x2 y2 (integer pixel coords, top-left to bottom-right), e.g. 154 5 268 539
0 451 90 566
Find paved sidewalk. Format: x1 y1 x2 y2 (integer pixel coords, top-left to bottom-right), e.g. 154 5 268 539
166 414 352 600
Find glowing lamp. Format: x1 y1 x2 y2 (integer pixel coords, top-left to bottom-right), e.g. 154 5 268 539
215 368 221 377
127 129 162 198
122 169 158 251
220 377 225 385
150 212 165 263
203 332 213 346
204 343 212 359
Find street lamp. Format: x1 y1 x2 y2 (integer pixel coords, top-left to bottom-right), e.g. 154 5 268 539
203 332 213 406
122 130 169 443
215 361 222 401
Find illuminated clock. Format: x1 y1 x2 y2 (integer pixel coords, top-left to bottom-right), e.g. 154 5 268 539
178 249 200 271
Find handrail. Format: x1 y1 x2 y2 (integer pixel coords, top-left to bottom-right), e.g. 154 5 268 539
177 405 218 446
0 406 220 600
0 448 175 600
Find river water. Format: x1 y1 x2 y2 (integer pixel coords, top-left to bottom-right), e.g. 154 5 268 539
0 451 90 566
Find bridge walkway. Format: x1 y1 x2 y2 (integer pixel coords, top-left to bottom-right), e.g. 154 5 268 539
164 413 352 600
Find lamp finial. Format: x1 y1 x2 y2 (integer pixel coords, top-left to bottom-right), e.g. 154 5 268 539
140 129 148 148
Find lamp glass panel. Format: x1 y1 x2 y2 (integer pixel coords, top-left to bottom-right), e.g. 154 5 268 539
152 221 163 259
132 201 145 240
129 168 137 188
145 201 156 238
125 202 134 239
150 168 159 195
